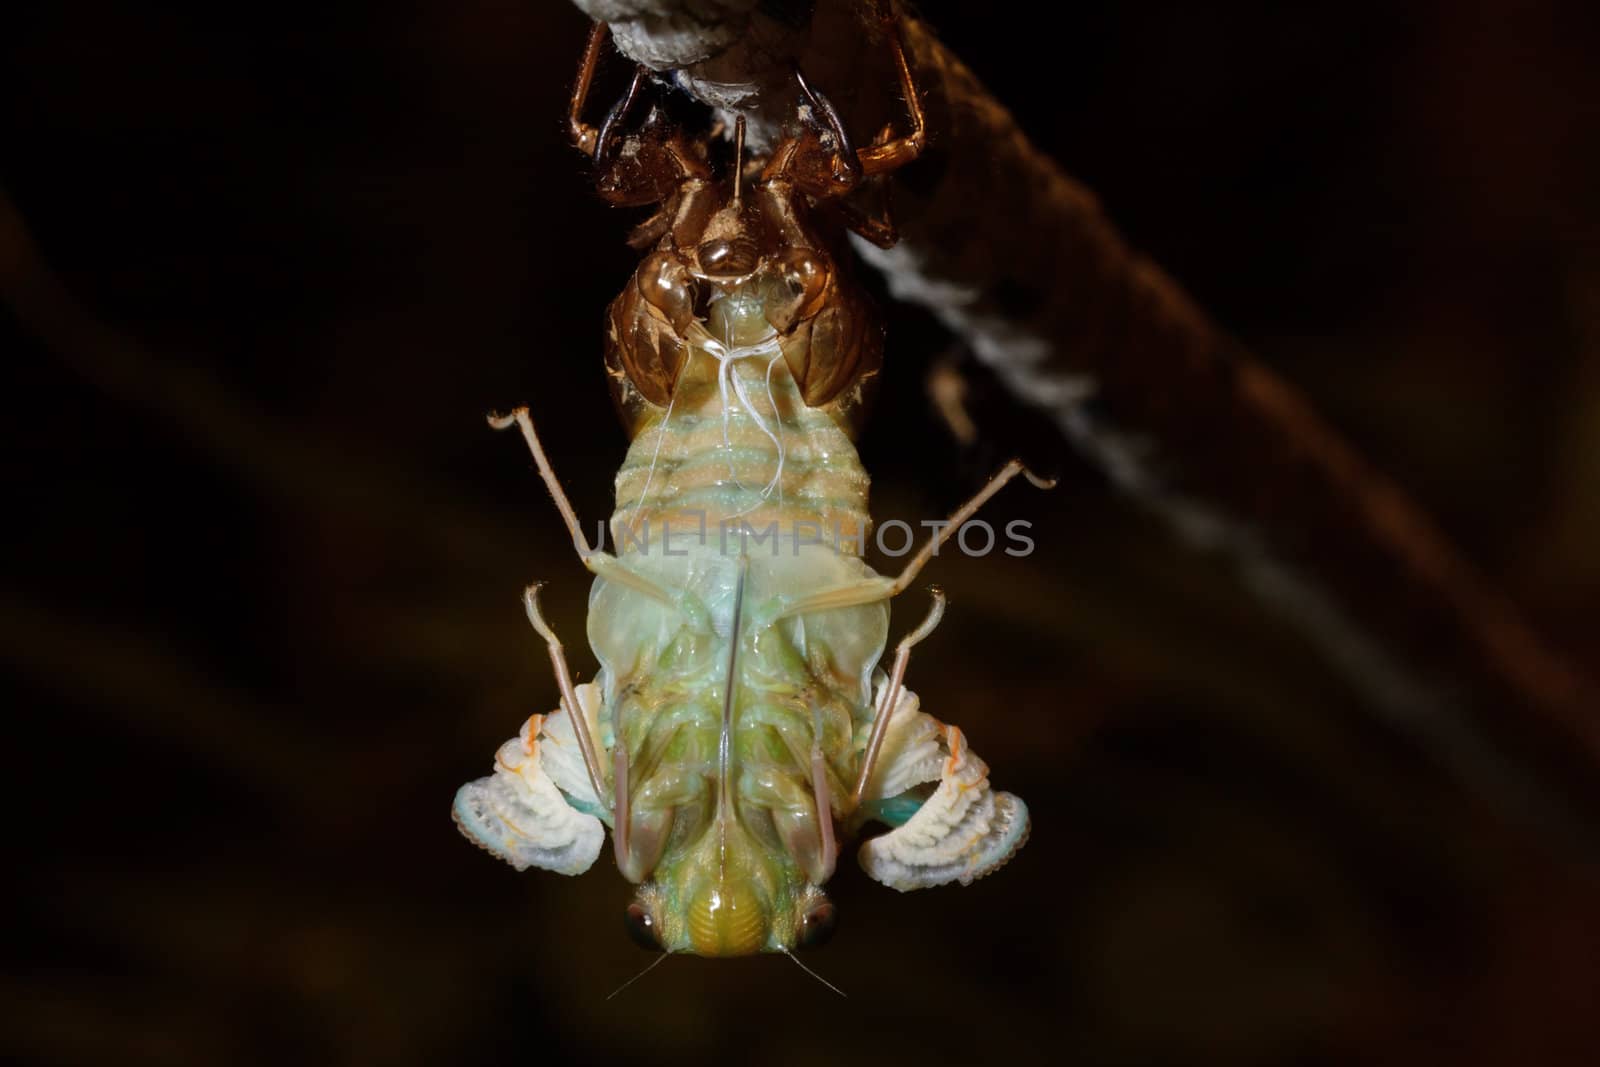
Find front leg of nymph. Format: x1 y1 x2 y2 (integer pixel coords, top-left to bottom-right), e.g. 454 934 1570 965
489 406 715 631
615 747 710 883
739 703 850 885
612 702 717 883
739 761 837 886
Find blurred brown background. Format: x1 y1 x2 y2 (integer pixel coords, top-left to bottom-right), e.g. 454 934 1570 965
4 1 1599 1064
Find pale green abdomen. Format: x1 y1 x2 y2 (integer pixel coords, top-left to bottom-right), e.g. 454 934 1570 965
583 535 890 953
609 345 870 555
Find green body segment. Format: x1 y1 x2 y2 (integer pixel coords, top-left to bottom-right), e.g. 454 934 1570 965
609 290 872 556
588 294 889 954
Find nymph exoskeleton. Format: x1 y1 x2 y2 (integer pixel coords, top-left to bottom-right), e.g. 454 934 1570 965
454 5 1048 959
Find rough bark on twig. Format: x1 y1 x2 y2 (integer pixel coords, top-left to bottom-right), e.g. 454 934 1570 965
567 0 1600 840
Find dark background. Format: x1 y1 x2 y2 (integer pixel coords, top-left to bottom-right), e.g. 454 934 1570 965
5 1 1599 1064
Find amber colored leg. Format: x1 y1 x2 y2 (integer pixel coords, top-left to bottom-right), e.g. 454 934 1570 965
569 21 607 156
489 408 710 626
883 460 1054 598
762 458 1053 625
771 2 925 197
856 1 926 177
838 136 901 248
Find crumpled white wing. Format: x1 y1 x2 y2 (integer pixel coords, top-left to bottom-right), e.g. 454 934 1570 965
453 685 607 876
858 696 1030 892
856 686 945 802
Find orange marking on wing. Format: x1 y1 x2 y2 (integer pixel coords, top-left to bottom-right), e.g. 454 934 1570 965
943 725 974 791
520 714 545 754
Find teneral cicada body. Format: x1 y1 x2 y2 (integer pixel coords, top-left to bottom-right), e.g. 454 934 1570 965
454 8 1042 958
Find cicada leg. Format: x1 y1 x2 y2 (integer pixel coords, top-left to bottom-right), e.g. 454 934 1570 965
808 746 839 883
521 584 610 806
493 406 718 885
763 0 923 221
568 21 608 157
568 21 649 164
489 407 712 630
854 0 926 178
612 744 689 883
881 459 1055 599
740 703 843 885
759 458 1053 622
565 21 711 210
849 587 946 810
836 167 900 249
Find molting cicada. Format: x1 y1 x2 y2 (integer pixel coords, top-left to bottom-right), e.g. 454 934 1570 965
454 6 1046 959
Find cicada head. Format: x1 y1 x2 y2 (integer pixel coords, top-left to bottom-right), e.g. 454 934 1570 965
623 874 835 958
614 781 841 958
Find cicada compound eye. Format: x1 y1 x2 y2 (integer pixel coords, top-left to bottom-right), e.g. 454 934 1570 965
624 901 663 951
762 248 830 332
795 897 837 950
636 250 698 334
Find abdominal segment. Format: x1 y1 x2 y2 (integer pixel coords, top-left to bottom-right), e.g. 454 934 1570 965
610 344 871 556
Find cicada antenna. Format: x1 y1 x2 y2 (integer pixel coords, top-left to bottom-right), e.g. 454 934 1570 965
780 948 848 998
605 950 671 1001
